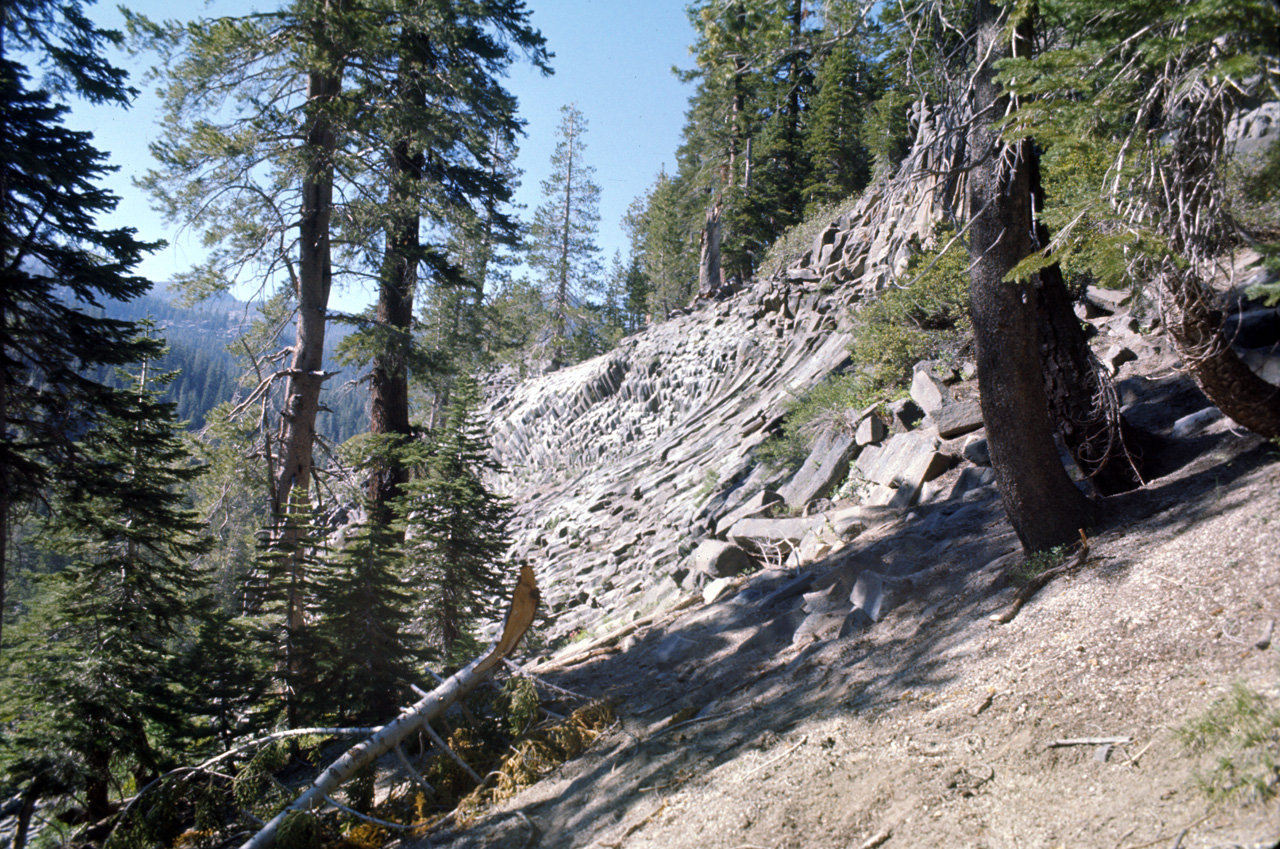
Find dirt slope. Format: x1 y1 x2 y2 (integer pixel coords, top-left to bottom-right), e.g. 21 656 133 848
408 389 1280 849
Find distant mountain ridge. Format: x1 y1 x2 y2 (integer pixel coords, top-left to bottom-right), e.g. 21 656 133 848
95 286 367 441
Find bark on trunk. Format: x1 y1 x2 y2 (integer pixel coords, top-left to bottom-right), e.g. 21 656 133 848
367 125 422 528
1026 146 1151 494
269 16 344 725
1166 267 1280 436
968 0 1091 551
1035 272 1152 494
698 202 723 298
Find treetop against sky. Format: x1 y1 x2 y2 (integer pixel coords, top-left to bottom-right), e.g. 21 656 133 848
60 0 697 313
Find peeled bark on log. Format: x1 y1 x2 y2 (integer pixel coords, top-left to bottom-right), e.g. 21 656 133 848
237 563 539 849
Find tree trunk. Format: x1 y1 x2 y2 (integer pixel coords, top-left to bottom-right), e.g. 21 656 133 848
698 202 723 298
968 0 1091 551
1165 265 1280 436
367 118 422 527
1035 271 1152 494
269 18 345 725
1024 143 1151 494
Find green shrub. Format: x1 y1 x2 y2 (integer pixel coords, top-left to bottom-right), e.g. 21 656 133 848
754 224 971 474
754 372 883 472
848 224 972 391
758 193 863 277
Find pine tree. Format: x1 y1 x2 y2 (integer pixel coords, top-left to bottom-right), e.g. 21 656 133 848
527 104 604 370
2 346 211 825
0 0 161 650
397 375 512 664
802 37 878 211
138 1 549 718
308 521 421 723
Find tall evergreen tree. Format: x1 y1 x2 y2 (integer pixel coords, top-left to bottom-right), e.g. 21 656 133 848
138 1 548 722
398 375 512 664
2 347 210 826
0 0 160 650
528 103 604 369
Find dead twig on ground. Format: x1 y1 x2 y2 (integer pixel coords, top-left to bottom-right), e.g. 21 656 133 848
743 736 808 779
991 531 1090 624
859 828 893 849
1047 737 1134 748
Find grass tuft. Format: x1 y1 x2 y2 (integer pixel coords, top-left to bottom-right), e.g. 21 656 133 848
1177 681 1280 803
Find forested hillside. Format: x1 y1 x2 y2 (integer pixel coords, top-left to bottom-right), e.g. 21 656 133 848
0 1 1277 849
93 290 367 438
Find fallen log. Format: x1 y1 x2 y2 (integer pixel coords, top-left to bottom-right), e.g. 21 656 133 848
237 563 539 849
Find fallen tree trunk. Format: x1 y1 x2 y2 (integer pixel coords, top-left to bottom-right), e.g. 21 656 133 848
238 563 539 849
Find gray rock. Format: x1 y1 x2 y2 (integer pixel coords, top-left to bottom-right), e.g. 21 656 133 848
1103 344 1138 375
778 428 860 510
856 431 951 509
928 399 984 439
691 539 752 578
1172 406 1224 438
886 398 924 431
702 576 736 605
850 571 884 621
1086 286 1131 313
650 633 696 665
910 368 950 415
716 489 784 534
726 516 829 556
791 608 871 645
855 412 888 446
962 434 991 466
1241 346 1280 385
828 505 869 538
803 581 853 614
949 466 995 500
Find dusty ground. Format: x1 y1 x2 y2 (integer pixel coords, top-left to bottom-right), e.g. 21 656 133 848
408 368 1280 849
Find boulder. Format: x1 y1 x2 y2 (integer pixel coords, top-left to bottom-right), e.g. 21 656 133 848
910 368 950 415
716 489 784 534
927 399 984 439
726 516 830 560
962 434 991 466
1172 406 1224 438
691 540 752 578
778 428 860 510
855 412 888 446
886 398 924 431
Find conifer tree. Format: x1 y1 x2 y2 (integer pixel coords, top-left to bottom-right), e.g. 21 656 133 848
0 0 160 649
528 104 604 369
999 0 1280 436
2 346 210 825
308 521 421 723
398 375 512 664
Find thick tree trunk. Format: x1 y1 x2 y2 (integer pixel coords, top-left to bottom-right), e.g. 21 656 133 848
367 129 421 528
968 0 1091 551
1026 145 1151 494
1165 265 1280 436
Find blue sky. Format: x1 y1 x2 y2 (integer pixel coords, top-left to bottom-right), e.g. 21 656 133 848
64 0 698 313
